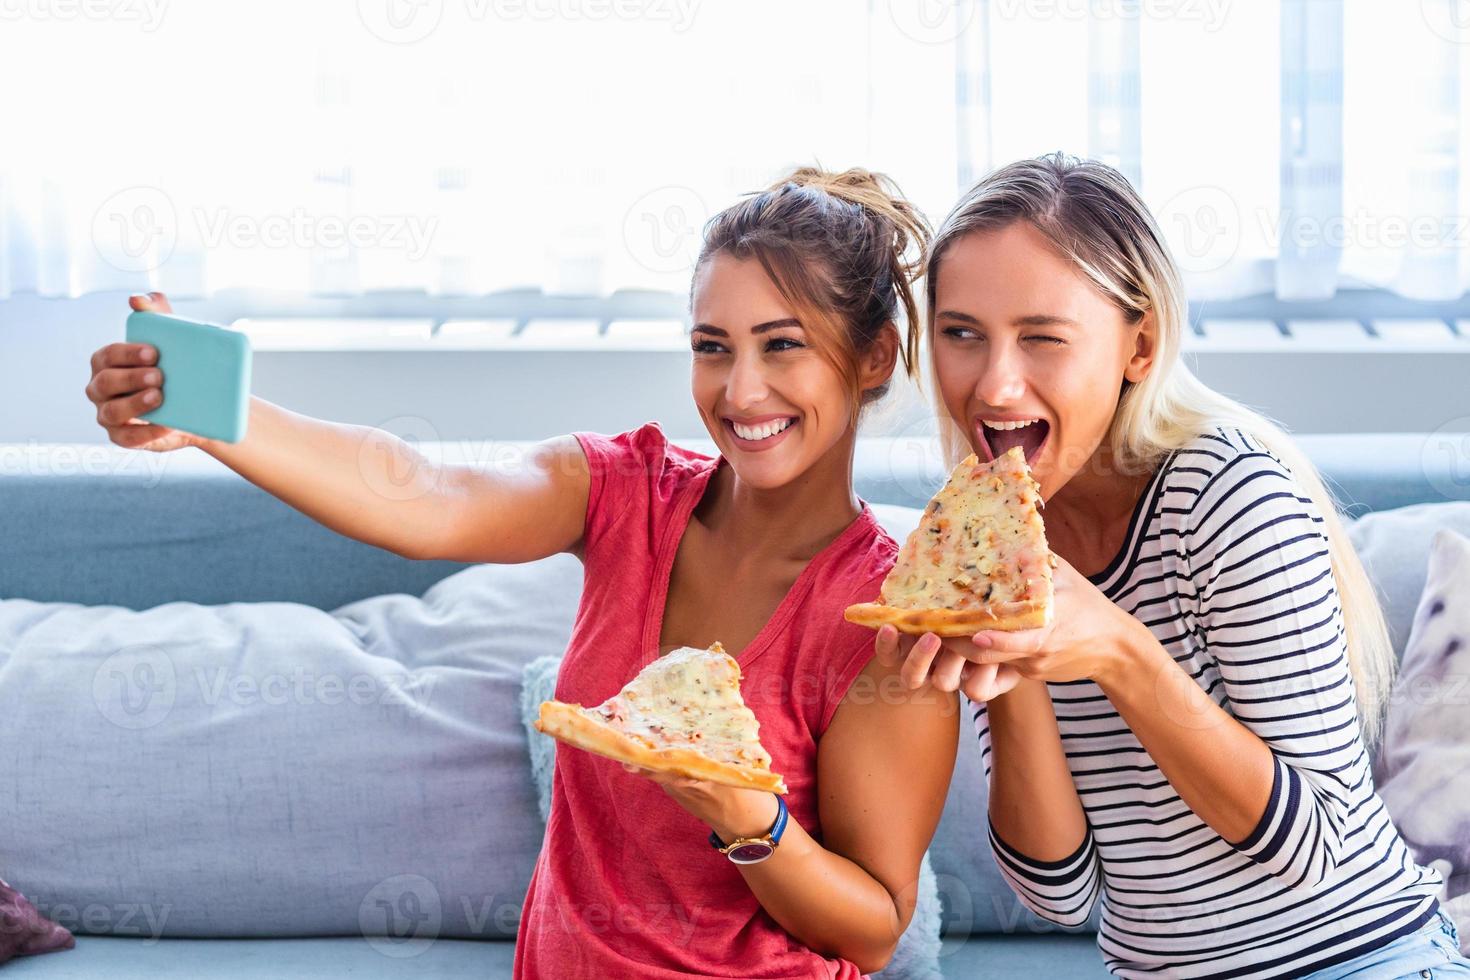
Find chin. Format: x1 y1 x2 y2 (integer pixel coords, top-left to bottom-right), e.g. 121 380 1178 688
724 454 802 491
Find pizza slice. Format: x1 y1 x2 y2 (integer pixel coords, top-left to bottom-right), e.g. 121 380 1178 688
844 445 1056 637
534 641 788 794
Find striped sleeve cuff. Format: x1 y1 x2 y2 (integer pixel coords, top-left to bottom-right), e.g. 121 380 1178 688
987 821 1101 927
1228 755 1336 890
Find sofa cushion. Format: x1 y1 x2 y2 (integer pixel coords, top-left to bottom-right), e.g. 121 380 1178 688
1347 502 1470 658
0 932 1109 980
6 433 1463 614
0 556 584 939
0 936 515 980
1376 529 1470 953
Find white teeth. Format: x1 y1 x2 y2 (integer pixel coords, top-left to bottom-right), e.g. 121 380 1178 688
732 418 795 441
982 418 1041 432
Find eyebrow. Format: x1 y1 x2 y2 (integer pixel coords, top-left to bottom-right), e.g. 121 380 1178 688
690 318 803 337
936 311 1080 329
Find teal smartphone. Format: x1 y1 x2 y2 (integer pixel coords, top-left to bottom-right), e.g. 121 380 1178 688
124 310 252 444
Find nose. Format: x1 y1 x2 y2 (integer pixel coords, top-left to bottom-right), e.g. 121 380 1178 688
725 350 771 410
974 345 1027 406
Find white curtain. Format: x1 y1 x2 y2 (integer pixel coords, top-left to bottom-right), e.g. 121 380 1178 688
1 0 1464 303
954 0 1470 302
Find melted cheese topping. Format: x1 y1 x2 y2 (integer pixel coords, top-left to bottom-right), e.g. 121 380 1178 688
880 446 1053 611
593 644 773 769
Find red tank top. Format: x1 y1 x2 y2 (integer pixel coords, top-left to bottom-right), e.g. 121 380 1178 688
513 421 898 979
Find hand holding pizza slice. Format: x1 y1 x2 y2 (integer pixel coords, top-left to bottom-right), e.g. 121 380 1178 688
534 642 788 794
845 445 1057 637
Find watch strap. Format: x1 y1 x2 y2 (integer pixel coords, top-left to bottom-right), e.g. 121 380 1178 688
709 794 788 851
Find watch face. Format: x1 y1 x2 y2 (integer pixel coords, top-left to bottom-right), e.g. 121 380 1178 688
726 841 775 864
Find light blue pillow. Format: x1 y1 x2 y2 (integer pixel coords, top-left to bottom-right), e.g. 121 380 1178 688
520 657 942 979
521 655 562 824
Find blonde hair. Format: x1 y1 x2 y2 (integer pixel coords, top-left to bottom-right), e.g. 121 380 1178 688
925 151 1395 744
697 167 932 427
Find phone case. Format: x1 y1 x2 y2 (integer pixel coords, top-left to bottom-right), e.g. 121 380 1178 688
124 310 252 444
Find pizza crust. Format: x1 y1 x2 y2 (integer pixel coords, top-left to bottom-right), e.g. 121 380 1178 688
843 598 1050 637
534 700 789 794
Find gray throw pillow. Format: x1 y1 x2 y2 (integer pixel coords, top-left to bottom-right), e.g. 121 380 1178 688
1376 528 1470 954
1347 502 1470 658
519 656 943 979
0 555 584 940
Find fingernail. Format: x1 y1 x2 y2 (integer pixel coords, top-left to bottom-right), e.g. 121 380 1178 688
141 348 156 362
144 390 159 404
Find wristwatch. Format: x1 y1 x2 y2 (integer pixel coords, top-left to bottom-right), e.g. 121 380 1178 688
708 794 788 865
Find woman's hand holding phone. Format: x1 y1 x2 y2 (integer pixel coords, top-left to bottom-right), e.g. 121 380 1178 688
85 292 212 453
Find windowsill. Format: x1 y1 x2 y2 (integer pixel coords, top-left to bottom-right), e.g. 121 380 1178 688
232 318 691 352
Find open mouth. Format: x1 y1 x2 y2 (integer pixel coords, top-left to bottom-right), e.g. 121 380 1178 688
975 417 1049 467
725 416 798 451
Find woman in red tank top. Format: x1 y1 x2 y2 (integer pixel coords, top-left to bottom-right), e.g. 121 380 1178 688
92 167 966 974
495 168 963 978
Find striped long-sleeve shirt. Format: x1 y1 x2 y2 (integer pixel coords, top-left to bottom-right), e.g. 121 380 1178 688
975 424 1444 979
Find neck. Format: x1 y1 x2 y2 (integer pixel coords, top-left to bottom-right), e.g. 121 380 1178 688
1044 439 1153 553
699 431 863 561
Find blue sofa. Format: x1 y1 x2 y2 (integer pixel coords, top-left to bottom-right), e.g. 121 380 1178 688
1 432 1465 979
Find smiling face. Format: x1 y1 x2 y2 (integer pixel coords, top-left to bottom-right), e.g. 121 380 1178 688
930 221 1155 500
690 251 894 490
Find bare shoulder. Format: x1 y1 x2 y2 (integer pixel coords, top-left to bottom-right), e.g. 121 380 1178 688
529 433 592 480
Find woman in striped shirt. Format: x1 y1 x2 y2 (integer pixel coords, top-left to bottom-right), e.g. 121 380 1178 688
880 153 1469 978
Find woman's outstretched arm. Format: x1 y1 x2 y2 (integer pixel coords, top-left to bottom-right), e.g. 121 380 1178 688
88 293 591 565
203 400 591 564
